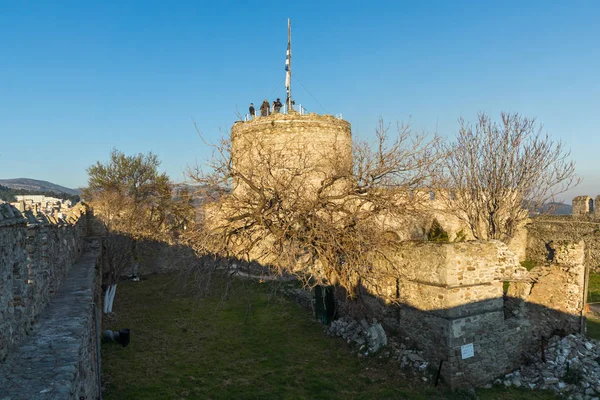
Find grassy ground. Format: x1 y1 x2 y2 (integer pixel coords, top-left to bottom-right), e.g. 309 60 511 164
587 272 600 340
588 319 600 339
101 274 558 400
588 272 600 303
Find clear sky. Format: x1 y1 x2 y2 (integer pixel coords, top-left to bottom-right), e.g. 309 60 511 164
1 1 598 202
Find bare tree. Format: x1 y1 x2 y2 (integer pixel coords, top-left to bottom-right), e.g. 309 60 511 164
187 118 443 298
441 112 580 243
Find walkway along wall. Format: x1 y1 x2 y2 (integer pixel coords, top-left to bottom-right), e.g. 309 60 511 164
0 202 103 399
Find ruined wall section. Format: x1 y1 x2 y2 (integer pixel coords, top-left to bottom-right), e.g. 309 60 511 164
572 195 593 217
523 240 587 336
0 202 87 361
387 241 529 379
388 190 528 261
361 239 586 388
526 215 600 273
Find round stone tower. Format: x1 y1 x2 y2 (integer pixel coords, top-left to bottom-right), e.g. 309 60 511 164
231 113 352 196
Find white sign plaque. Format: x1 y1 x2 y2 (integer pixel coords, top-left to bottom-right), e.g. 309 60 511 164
461 343 474 359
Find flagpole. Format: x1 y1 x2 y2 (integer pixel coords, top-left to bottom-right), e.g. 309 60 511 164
286 18 293 111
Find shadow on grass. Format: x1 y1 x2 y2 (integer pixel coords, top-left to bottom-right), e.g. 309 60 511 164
588 318 600 340
101 273 559 400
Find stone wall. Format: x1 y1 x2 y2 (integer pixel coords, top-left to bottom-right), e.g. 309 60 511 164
526 215 600 272
0 238 102 399
0 202 87 361
572 195 593 217
357 240 587 388
383 191 529 261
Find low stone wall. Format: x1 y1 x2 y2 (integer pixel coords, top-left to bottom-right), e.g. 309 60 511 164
0 238 102 399
355 240 587 388
526 215 600 273
0 202 87 361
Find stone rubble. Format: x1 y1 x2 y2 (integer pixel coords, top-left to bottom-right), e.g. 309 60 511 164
499 333 600 399
327 316 435 381
327 316 387 355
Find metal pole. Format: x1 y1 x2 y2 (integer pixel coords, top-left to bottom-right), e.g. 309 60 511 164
286 18 292 111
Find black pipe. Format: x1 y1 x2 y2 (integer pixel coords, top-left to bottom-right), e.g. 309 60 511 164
541 336 546 363
435 360 444 387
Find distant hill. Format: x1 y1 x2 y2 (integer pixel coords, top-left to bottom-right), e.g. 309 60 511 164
530 202 572 216
545 202 572 215
0 178 81 196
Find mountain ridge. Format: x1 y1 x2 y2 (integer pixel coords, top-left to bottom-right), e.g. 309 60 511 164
0 178 81 196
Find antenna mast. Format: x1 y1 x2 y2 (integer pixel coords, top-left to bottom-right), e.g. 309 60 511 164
285 18 293 111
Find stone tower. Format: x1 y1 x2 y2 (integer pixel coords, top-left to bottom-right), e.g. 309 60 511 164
230 113 352 197
572 195 592 217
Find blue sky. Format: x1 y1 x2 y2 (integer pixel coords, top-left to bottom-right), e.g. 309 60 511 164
1 1 598 201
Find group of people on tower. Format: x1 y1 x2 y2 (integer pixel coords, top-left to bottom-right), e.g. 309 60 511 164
249 98 283 118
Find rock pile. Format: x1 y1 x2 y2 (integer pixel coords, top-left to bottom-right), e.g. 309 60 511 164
327 316 435 380
500 334 600 399
327 316 387 355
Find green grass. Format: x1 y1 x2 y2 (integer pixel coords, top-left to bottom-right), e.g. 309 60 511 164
519 260 536 271
101 274 557 400
587 272 600 340
588 272 600 303
587 318 600 340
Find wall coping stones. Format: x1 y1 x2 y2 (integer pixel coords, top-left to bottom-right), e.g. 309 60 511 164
0 202 27 227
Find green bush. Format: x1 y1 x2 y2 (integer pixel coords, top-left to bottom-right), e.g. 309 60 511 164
520 260 536 271
428 219 449 242
454 229 467 242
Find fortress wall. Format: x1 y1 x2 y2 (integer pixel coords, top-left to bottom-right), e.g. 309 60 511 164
0 202 87 361
572 195 593 217
135 239 197 275
360 240 586 388
0 239 103 400
385 190 528 261
526 216 600 273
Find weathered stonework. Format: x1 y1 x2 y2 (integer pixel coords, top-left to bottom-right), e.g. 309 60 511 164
0 202 87 361
353 240 587 388
573 195 593 217
213 112 594 390
526 215 600 273
231 113 352 196
0 239 102 399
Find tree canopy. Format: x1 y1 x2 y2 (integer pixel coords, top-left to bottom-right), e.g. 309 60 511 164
84 148 193 240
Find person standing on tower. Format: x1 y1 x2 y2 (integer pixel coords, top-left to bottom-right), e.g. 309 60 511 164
249 103 255 118
260 99 270 117
273 98 282 113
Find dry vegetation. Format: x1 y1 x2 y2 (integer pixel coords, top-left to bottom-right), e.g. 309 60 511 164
84 149 194 288
440 112 579 242
187 119 444 299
